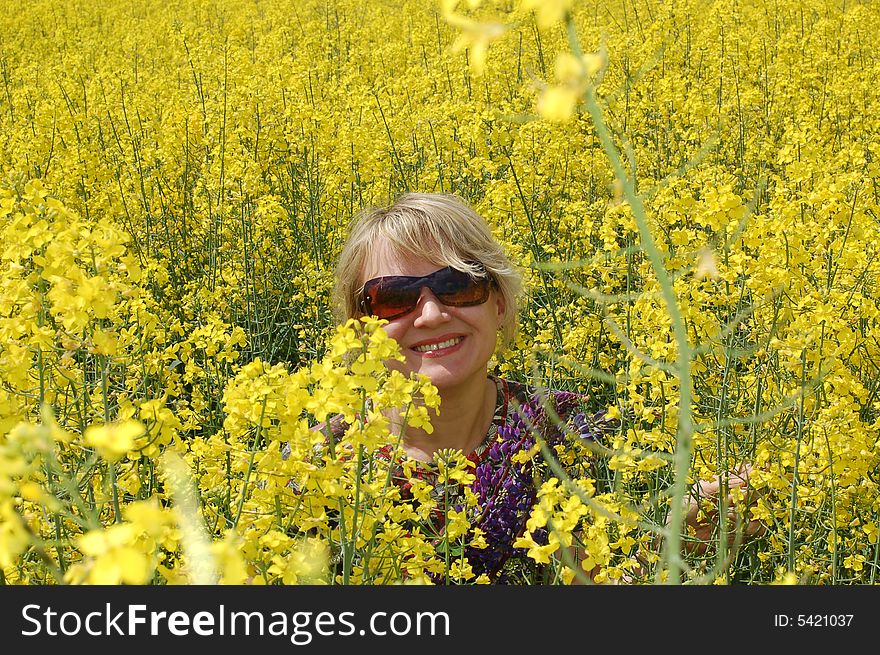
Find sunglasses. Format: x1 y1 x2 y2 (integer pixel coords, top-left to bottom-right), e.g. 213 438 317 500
358 264 495 321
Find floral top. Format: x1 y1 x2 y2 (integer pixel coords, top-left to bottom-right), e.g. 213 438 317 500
320 376 615 584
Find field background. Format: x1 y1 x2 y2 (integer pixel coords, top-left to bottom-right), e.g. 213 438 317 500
1 0 879 584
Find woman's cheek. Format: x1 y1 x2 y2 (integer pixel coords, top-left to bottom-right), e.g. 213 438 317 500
384 356 409 376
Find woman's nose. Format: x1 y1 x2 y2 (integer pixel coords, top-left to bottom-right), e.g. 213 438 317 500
412 287 451 326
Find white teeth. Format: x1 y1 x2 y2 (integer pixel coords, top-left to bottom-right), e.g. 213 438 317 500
413 337 463 353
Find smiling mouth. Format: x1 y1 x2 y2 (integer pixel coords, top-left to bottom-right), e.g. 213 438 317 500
412 336 464 353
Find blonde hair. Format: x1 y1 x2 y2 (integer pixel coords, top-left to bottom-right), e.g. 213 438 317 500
333 193 522 345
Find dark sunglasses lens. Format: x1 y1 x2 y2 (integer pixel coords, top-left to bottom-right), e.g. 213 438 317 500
365 278 420 319
433 268 491 305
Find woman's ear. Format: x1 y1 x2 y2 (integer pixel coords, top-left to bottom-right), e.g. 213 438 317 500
494 291 506 327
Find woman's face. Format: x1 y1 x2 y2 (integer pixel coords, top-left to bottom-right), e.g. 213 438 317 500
359 238 505 392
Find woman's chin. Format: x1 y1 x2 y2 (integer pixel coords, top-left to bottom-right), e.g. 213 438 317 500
394 349 493 392
416 365 485 393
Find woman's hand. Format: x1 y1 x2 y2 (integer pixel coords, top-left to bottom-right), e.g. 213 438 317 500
681 463 766 555
566 464 767 583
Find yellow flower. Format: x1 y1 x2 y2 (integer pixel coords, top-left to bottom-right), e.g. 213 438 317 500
771 571 800 585
447 15 506 76
84 420 144 461
449 559 475 581
520 0 573 28
695 247 720 280
434 449 475 485
279 538 330 585
0 500 30 568
536 85 580 123
89 547 152 585
513 533 558 564
72 524 155 585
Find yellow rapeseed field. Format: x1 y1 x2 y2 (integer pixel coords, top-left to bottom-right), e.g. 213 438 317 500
0 0 878 584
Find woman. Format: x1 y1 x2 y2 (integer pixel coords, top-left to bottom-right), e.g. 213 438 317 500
329 192 760 583
335 192 536 461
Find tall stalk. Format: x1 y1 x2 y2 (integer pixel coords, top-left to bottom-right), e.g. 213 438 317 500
565 15 694 583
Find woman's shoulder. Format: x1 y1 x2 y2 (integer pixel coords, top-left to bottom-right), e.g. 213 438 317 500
493 375 617 442
496 375 587 417
310 413 349 440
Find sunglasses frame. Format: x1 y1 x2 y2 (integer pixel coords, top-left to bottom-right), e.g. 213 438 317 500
357 263 495 321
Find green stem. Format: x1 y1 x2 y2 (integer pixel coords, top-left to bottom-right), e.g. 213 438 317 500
566 15 694 584
787 348 807 572
232 396 268 528
822 427 837 583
